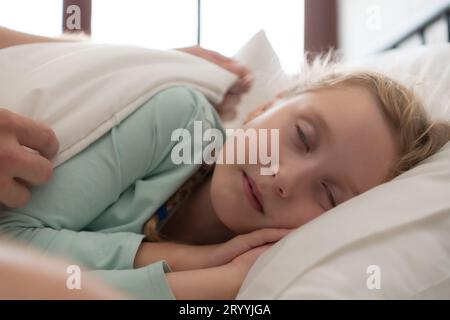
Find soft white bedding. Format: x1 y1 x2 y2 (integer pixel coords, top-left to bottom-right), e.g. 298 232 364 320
0 42 237 167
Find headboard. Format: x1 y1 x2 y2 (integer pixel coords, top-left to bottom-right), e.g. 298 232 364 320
378 2 450 52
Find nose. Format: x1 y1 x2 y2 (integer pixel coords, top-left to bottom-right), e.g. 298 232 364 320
272 170 292 198
271 160 317 199
275 183 288 198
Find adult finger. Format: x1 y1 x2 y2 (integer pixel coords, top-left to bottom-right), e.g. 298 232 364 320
202 49 251 78
220 60 252 79
7 111 59 160
11 148 54 186
228 75 254 94
217 93 240 112
218 109 237 122
217 94 240 121
178 47 252 82
0 178 31 208
201 48 232 63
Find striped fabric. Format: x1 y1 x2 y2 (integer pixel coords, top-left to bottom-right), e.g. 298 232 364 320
143 163 215 242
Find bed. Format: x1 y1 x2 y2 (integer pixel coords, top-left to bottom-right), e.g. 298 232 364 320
0 2 449 300
232 3 450 299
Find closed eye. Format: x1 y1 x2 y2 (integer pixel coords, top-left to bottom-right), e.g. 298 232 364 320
295 124 310 152
322 182 337 208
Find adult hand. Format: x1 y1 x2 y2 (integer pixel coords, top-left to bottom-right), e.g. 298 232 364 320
175 46 253 121
0 108 59 208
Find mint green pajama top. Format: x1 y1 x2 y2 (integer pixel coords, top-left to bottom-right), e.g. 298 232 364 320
0 86 226 299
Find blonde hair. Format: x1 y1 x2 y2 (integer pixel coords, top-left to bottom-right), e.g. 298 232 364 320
245 56 450 181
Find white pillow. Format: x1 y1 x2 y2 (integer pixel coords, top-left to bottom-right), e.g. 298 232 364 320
343 44 450 121
235 37 450 299
231 34 450 125
224 30 291 128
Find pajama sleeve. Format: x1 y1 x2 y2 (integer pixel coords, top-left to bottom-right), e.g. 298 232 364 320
0 86 224 299
90 261 176 300
0 216 145 270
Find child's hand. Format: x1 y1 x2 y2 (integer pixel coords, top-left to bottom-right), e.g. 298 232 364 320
205 228 292 268
156 229 291 299
166 243 278 300
134 228 291 272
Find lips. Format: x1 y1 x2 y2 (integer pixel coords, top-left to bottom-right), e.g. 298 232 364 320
242 171 264 214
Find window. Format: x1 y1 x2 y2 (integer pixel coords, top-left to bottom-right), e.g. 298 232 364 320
1 0 304 73
92 0 304 73
91 0 198 49
200 0 304 73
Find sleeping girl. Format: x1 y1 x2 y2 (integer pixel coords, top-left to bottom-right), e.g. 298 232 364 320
1 48 450 299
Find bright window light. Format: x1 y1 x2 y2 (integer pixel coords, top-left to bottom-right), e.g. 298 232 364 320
0 0 62 36
1 0 304 73
92 0 198 49
200 0 304 73
92 0 304 72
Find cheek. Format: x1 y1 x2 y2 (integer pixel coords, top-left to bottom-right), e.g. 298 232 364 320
210 164 238 214
211 163 264 234
275 199 324 229
210 165 228 205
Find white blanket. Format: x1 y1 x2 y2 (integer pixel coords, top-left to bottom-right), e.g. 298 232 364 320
0 42 237 167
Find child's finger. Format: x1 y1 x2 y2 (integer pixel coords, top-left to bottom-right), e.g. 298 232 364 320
243 228 292 249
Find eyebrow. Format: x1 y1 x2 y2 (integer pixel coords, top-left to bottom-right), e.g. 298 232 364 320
307 108 363 199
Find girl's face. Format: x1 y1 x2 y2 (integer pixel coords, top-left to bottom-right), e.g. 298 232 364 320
210 86 399 234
